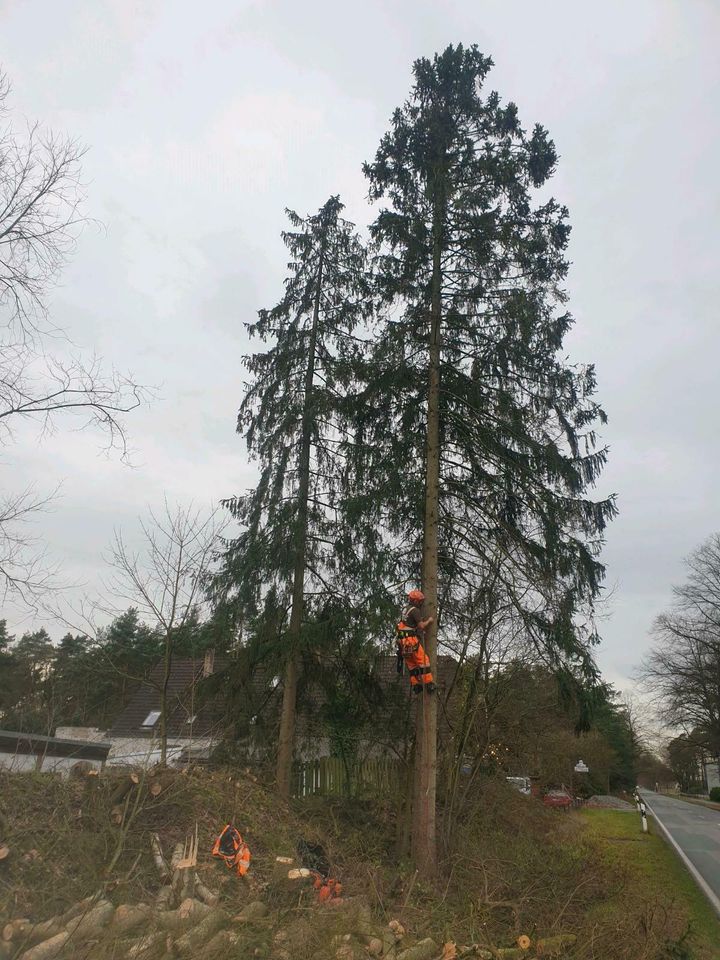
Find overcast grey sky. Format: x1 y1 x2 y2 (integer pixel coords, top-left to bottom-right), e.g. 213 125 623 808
2 0 719 689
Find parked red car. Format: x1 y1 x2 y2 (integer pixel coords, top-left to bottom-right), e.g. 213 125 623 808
543 789 573 810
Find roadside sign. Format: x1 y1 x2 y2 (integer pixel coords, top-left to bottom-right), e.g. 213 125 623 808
574 760 589 773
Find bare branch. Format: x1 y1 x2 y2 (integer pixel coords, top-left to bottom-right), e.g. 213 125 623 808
0 346 151 458
0 483 65 605
0 69 150 608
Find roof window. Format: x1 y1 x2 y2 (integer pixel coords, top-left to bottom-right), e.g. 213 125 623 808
142 710 161 728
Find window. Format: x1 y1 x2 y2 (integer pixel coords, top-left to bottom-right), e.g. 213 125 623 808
142 710 161 728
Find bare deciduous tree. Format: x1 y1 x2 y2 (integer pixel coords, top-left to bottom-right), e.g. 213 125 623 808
106 502 223 764
0 71 85 340
0 68 148 603
640 533 720 753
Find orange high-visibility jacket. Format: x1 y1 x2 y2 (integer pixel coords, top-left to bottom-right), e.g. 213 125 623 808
396 606 434 687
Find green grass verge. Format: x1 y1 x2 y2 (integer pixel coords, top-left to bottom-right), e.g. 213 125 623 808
582 808 720 958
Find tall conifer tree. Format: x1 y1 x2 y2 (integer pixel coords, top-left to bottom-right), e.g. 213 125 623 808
216 196 370 798
361 45 616 873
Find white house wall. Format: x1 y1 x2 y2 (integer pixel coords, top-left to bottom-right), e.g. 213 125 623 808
0 750 104 775
106 737 215 768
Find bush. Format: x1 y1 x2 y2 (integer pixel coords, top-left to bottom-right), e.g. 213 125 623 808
709 787 720 803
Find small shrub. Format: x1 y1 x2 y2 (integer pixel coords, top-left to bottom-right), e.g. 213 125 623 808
708 787 720 803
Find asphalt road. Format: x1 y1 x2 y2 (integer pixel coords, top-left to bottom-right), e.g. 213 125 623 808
640 789 720 912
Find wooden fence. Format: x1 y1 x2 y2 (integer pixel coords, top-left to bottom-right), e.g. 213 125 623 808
292 756 402 799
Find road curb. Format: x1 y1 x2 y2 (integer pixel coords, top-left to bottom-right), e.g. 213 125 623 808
641 792 720 918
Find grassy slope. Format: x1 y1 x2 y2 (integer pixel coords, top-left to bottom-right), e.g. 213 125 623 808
581 809 720 960
1 771 718 959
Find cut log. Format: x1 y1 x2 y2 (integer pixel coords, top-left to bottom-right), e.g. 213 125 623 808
110 773 140 805
17 932 69 960
396 939 439 960
194 878 219 907
126 931 167 959
198 929 240 957
173 910 229 956
0 845 10 862
156 885 174 909
60 897 97 926
177 898 211 922
151 833 170 879
155 899 211 932
64 899 114 940
536 934 577 956
148 781 163 797
170 843 185 870
110 805 124 825
167 843 186 902
355 928 395 955
111 903 152 937
18 917 63 948
233 901 268 923
179 867 195 902
3 919 31 942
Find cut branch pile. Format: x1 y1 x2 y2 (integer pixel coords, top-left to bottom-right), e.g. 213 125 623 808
0 832 228 960
0 819 578 960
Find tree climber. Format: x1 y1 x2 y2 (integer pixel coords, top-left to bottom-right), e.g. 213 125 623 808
396 588 436 693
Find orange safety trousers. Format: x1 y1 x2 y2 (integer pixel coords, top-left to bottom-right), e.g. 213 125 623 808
396 632 434 688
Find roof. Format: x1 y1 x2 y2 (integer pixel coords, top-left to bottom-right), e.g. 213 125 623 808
106 651 460 743
0 729 112 762
107 657 225 740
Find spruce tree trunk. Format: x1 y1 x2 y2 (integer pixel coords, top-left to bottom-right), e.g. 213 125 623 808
413 191 442 876
276 245 325 799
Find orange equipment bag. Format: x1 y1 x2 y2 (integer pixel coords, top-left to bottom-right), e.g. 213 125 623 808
212 823 251 877
312 873 343 903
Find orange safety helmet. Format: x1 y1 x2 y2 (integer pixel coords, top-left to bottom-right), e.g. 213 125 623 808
407 589 425 604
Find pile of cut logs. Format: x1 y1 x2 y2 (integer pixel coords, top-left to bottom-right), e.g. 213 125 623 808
0 831 247 960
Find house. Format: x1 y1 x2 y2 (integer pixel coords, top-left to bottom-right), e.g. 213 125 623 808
52 649 460 769
0 728 111 775
102 650 223 767
56 650 224 769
